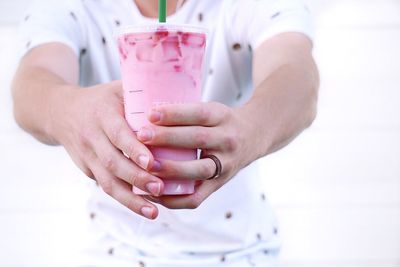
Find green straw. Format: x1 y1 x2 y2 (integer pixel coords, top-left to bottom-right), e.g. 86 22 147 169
159 0 167 23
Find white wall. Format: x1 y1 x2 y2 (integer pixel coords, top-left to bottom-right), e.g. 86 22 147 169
261 0 400 266
0 0 399 266
0 0 30 24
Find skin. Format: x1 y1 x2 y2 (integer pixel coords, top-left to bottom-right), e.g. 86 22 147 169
134 0 186 17
12 0 319 220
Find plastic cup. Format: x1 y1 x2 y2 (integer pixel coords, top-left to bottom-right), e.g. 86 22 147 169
118 24 207 195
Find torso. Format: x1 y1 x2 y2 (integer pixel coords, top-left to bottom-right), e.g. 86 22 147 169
71 0 280 261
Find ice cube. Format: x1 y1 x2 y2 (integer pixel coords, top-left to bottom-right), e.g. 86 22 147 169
191 53 203 70
118 42 128 61
181 32 205 47
136 43 156 62
133 32 152 41
124 34 137 46
152 42 164 62
152 30 169 42
161 35 182 62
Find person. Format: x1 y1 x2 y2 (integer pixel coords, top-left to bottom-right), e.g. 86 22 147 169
12 0 319 266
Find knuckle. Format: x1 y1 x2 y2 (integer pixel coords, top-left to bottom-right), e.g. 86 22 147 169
126 143 137 159
197 106 211 124
223 133 239 151
109 121 124 146
101 155 116 172
194 130 210 148
78 129 93 147
100 179 114 195
130 170 147 186
126 197 139 212
136 170 148 181
127 171 138 186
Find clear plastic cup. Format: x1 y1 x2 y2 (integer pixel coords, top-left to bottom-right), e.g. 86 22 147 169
118 24 207 195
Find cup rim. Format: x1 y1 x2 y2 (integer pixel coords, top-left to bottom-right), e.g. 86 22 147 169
117 24 208 37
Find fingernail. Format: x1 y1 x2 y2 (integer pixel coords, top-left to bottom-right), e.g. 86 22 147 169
149 110 162 123
137 128 153 142
151 160 162 172
137 155 149 169
146 182 161 196
141 206 154 219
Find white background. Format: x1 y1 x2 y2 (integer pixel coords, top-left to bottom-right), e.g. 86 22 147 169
1 0 400 266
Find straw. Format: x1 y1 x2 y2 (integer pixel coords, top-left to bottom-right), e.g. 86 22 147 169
159 0 167 23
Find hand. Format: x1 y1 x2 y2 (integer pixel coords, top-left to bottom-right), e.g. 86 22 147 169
136 102 258 209
52 81 165 219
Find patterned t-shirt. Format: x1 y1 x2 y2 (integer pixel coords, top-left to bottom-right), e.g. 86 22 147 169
20 0 313 265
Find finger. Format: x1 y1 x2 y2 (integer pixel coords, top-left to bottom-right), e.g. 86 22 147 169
89 159 159 219
150 158 218 181
138 126 236 151
90 132 164 196
101 113 155 170
148 102 228 127
153 179 223 209
113 179 159 220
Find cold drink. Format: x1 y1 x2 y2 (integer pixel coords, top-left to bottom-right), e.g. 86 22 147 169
118 25 207 195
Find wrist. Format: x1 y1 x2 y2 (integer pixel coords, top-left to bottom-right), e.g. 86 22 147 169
235 104 273 163
47 85 79 145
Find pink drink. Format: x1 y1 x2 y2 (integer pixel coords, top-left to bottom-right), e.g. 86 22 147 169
118 25 207 195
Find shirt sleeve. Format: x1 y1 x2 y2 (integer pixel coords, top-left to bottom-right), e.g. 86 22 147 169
19 0 85 58
224 0 314 50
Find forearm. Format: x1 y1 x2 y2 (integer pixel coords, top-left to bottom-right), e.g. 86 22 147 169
12 66 74 145
238 34 319 161
12 44 79 145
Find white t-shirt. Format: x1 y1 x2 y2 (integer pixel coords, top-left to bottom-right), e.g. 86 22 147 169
20 0 313 265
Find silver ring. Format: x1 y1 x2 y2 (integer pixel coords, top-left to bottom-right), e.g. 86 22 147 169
202 155 222 180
